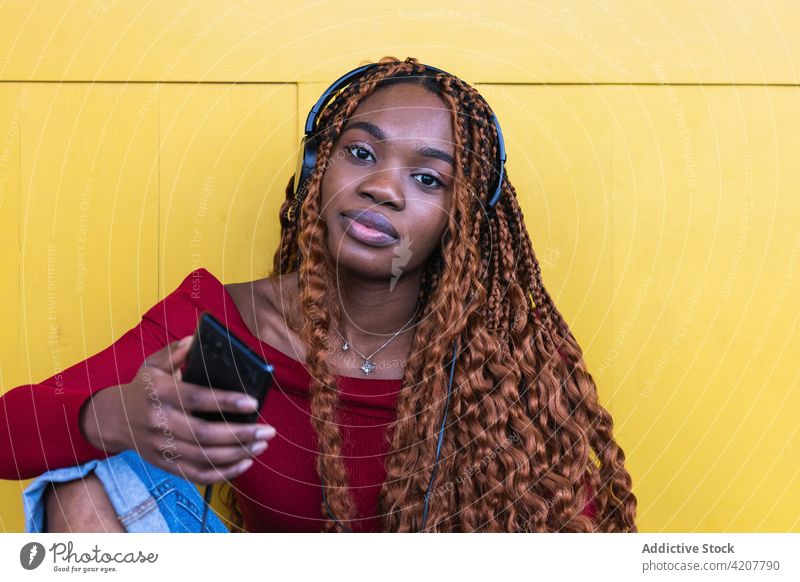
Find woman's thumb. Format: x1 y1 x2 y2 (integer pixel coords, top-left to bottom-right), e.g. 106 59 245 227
144 335 193 373
173 335 194 381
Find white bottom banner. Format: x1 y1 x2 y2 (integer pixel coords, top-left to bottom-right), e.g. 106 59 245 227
1 533 798 581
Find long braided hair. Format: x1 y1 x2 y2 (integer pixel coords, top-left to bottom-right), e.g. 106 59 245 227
222 56 637 532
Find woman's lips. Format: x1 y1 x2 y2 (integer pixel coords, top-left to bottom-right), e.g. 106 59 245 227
341 208 398 237
340 214 398 247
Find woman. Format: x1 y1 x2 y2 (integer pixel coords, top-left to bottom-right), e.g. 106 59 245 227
0 56 637 532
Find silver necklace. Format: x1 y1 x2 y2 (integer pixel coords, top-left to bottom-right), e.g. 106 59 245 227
334 303 420 375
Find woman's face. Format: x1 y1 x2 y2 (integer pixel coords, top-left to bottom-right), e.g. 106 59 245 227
318 83 456 281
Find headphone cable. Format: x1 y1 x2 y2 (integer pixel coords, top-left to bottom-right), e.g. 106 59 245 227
420 338 458 532
319 339 459 533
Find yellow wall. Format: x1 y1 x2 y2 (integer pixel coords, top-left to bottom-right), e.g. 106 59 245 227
1 1 798 533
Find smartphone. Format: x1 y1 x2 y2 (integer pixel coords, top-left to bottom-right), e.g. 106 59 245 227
180 311 274 424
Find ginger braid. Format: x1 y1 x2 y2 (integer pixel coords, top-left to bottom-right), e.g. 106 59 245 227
221 55 637 532
508 172 637 530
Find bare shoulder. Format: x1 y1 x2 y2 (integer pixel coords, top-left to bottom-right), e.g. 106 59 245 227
223 277 266 312
223 271 301 342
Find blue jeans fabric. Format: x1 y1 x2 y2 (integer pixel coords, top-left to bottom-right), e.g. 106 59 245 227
23 449 230 533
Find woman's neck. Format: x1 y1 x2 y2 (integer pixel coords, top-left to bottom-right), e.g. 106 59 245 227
332 270 423 351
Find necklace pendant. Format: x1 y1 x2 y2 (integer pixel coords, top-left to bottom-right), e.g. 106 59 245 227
360 360 376 375
342 341 349 352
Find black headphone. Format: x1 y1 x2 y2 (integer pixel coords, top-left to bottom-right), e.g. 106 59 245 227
296 61 507 532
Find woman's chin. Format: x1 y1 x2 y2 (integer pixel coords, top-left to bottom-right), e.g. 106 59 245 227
327 243 395 279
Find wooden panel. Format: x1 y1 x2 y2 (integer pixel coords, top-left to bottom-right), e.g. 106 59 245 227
0 0 798 84
159 83 296 290
17 82 160 387
0 82 159 532
0 84 23 389
0 83 24 533
610 85 800 532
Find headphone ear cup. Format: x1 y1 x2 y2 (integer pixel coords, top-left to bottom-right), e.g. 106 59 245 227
293 134 318 199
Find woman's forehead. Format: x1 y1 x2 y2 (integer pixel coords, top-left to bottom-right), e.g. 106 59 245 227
343 85 454 144
353 83 448 116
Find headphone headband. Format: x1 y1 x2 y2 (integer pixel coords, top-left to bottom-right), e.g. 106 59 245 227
292 61 507 210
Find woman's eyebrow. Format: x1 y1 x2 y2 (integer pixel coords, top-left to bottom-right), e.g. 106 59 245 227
341 121 455 168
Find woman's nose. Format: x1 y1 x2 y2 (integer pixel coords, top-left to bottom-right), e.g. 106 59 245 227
358 168 406 209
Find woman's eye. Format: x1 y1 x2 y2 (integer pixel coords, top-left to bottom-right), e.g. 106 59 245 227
413 174 445 189
344 144 374 162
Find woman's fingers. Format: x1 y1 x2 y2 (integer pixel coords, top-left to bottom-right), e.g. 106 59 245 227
140 416 271 485
174 457 255 486
170 380 261 415
171 439 269 467
163 406 276 447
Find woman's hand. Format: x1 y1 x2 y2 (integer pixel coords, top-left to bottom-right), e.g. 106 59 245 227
79 335 277 484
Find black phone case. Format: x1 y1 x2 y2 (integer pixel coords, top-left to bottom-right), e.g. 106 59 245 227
181 311 274 424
